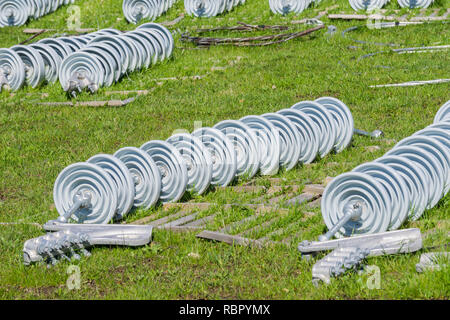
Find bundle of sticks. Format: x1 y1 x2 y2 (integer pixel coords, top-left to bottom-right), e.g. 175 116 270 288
180 22 326 47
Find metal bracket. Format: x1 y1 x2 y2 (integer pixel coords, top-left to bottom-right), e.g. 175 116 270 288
0 66 11 92
312 247 370 286
354 128 384 138
416 252 449 273
302 228 423 285
65 72 99 97
299 228 423 256
24 222 153 266
326 25 337 35
306 18 324 26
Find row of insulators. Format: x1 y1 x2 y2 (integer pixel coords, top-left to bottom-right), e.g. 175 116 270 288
321 100 450 238
123 0 177 24
349 0 434 11
0 0 75 27
58 23 173 96
0 28 125 91
0 23 173 94
53 97 356 224
185 0 245 18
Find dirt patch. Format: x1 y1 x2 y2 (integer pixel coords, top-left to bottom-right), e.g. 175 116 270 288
0 190 8 201
2 284 65 297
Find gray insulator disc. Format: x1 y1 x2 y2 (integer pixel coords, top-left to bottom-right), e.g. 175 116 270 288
38 38 72 60
116 34 140 72
10 45 45 88
114 147 161 210
29 43 61 83
269 0 309 15
321 171 392 237
94 28 123 36
88 43 123 83
138 28 165 62
128 30 158 66
122 33 146 70
192 127 237 187
277 108 320 164
395 135 450 196
434 100 450 124
87 154 135 220
213 120 260 179
315 96 354 153
185 0 221 17
349 0 386 11
291 100 337 158
53 162 118 224
58 37 81 54
126 31 155 68
137 22 174 58
88 35 132 74
240 115 280 176
59 51 105 92
414 126 450 152
133 28 166 62
374 155 428 221
123 0 156 24
397 0 433 9
141 140 188 203
79 47 114 87
385 146 443 209
167 133 213 195
0 0 29 27
352 162 410 230
261 113 301 171
0 48 26 91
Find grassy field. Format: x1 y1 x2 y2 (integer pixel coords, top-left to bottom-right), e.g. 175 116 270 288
0 0 449 299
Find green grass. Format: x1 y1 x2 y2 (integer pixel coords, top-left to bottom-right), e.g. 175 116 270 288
0 0 449 299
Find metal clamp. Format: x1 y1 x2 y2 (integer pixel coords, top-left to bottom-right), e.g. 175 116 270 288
24 222 153 266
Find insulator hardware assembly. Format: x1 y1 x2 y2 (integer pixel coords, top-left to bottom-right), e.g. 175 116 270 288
59 23 174 96
48 97 382 225
0 0 76 28
123 0 177 24
184 0 246 18
299 228 423 285
24 223 153 266
0 28 129 92
311 247 370 285
319 100 450 240
269 0 317 15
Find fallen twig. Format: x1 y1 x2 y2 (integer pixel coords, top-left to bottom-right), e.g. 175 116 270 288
20 29 47 45
196 22 289 33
